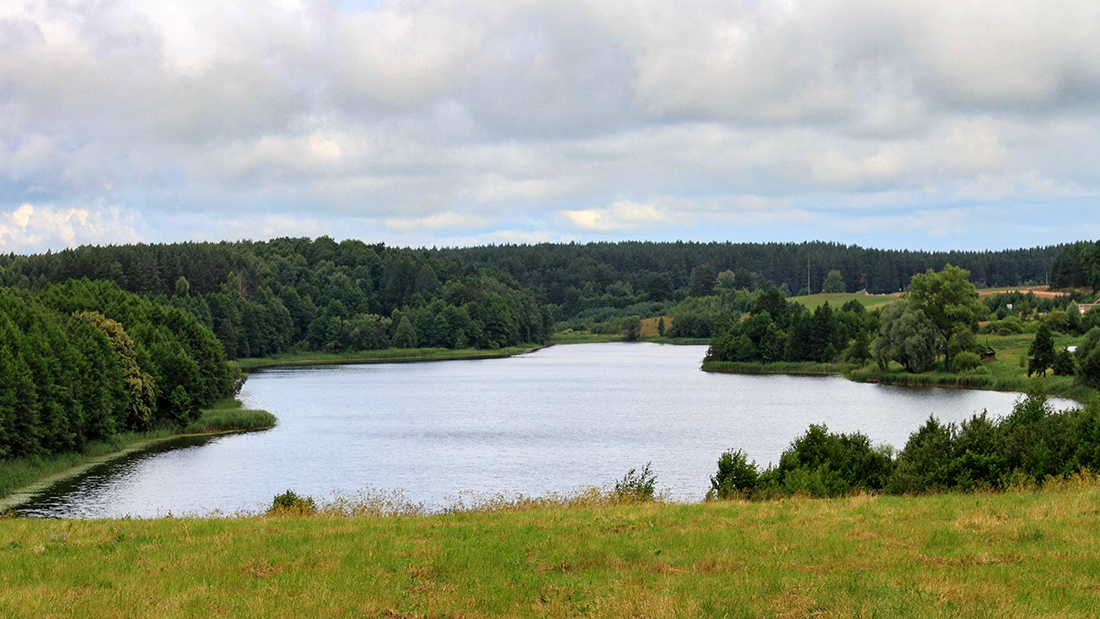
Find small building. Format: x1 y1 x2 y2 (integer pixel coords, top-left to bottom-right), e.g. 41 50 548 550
1079 302 1100 316
981 346 996 362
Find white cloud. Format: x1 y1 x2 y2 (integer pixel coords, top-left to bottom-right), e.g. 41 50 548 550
564 199 673 232
0 203 143 253
2 0 1100 252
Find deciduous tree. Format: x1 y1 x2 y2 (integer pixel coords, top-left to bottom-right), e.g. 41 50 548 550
907 265 985 371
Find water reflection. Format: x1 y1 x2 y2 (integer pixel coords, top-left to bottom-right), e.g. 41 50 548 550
17 436 214 518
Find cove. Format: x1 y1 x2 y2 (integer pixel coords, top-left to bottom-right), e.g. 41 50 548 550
14 343 1077 518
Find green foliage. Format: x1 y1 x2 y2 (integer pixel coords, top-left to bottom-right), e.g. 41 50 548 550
621 315 642 341
0 238 552 361
763 425 893 498
822 269 845 294
268 490 317 516
1050 240 1100 289
0 281 235 462
1028 324 1056 377
1076 327 1100 388
706 288 875 366
688 265 718 298
710 383 1100 501
952 351 982 371
182 402 275 434
872 301 938 373
707 449 759 499
844 330 872 365
614 462 657 502
1053 348 1077 376
888 386 1086 493
907 264 985 371
982 315 1025 335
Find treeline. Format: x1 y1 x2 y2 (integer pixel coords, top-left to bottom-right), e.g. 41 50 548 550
432 241 1064 322
709 390 1100 499
0 280 237 460
1050 240 1100 290
703 290 877 364
0 238 552 359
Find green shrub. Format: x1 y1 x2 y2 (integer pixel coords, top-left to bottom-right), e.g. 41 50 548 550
761 425 893 498
952 351 982 372
708 449 760 499
1053 349 1077 376
614 463 658 502
887 416 955 494
268 490 317 516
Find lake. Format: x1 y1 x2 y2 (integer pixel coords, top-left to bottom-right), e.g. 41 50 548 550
14 343 1078 518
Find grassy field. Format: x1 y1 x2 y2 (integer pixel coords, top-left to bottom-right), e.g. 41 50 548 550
0 400 274 504
236 345 544 371
2 477 1099 617
789 292 899 311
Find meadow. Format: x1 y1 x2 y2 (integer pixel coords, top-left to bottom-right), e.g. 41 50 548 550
788 292 899 312
2 477 1099 618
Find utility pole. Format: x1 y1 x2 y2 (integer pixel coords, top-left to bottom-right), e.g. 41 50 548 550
806 256 810 295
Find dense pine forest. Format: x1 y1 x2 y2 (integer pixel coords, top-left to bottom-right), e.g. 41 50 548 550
0 238 553 360
0 280 235 460
1050 240 1100 289
431 240 1067 326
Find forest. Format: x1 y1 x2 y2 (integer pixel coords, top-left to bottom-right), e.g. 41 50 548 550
1050 240 1100 289
0 238 553 360
0 280 236 461
432 240 1066 327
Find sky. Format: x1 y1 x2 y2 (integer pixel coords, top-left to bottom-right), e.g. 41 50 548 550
2 0 1100 254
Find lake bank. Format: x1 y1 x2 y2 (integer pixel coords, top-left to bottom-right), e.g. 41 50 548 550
235 344 546 371
0 401 274 509
3 476 1098 617
703 360 1094 403
234 337 710 370
703 330 1096 403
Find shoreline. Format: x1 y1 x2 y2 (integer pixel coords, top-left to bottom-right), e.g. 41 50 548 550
0 404 275 511
702 361 1094 403
0 431 247 513
235 344 546 371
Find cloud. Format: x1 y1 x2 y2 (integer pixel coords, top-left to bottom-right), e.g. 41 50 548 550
2 0 1100 252
385 211 490 232
0 203 144 253
564 199 673 232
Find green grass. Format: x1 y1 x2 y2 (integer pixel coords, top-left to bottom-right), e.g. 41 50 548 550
181 399 276 435
789 292 898 311
548 332 623 344
3 477 1100 617
703 360 855 375
236 345 544 371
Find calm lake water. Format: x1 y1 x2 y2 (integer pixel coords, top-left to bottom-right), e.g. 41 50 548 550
15 343 1078 517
